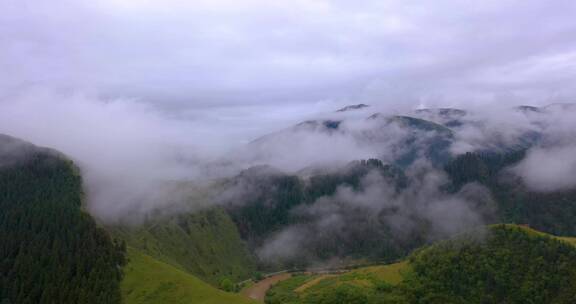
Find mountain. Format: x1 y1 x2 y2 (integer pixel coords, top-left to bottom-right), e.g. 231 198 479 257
363 114 454 166
336 104 370 112
413 107 467 127
222 103 576 278
514 105 543 113
250 109 457 169
0 135 125 304
248 104 552 171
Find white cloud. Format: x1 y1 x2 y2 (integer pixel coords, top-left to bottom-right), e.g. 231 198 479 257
513 146 576 192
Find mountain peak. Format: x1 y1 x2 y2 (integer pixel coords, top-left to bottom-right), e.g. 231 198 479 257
336 104 370 112
514 105 543 113
414 108 466 117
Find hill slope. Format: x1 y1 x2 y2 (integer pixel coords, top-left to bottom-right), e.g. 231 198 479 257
266 225 576 304
445 150 576 236
113 207 256 286
122 248 256 304
0 134 125 304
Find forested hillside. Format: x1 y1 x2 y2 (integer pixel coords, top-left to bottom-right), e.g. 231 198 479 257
266 225 576 304
0 135 125 304
402 225 576 303
445 150 576 236
224 165 305 249
224 159 419 267
112 207 256 286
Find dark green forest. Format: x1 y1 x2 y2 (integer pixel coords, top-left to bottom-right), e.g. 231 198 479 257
402 225 576 304
445 151 576 236
225 159 420 267
225 166 305 248
0 136 125 304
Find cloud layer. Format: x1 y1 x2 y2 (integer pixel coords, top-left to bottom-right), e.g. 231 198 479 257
3 0 576 106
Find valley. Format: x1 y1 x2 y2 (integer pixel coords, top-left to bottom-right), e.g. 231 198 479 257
3 104 576 303
5 1 576 302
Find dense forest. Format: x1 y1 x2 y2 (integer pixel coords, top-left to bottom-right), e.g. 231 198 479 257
0 135 125 304
224 165 305 248
224 159 421 267
402 225 576 303
445 150 576 236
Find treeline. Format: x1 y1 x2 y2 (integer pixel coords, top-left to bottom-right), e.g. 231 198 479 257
0 137 125 304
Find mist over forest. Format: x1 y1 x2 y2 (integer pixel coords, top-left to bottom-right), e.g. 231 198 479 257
3 1 576 304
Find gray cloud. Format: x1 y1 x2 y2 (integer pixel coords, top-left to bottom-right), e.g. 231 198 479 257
257 162 494 263
512 145 576 192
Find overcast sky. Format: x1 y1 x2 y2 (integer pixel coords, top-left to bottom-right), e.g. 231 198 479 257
3 0 576 110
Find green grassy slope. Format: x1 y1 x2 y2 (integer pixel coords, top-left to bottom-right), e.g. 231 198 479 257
122 248 256 304
301 262 408 294
113 207 256 286
266 262 409 304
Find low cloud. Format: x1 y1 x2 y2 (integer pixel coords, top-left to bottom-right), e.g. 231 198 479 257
0 88 346 222
1 85 576 224
512 145 576 192
257 163 494 263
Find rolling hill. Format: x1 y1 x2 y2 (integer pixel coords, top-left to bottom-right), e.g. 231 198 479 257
266 224 576 304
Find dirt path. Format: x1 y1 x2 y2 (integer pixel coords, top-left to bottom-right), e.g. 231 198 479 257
294 274 336 293
242 273 292 302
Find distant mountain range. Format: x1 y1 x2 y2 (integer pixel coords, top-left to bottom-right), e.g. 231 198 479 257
249 103 573 170
2 102 576 304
